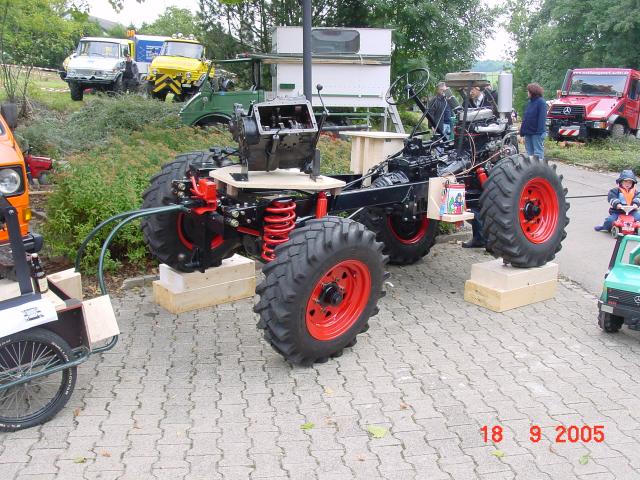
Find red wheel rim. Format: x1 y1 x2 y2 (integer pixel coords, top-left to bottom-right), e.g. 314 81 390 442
387 215 429 245
519 178 559 244
305 260 371 341
177 213 224 250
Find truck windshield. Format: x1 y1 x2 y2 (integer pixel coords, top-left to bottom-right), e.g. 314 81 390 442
568 74 628 96
77 41 121 58
160 42 203 59
621 239 640 267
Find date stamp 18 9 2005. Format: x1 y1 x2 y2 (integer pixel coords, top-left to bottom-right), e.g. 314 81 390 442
481 425 605 444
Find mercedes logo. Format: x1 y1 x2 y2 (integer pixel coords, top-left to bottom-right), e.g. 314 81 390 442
635 295 640 305
562 107 572 115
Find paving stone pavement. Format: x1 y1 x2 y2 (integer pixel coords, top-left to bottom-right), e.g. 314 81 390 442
3 242 640 480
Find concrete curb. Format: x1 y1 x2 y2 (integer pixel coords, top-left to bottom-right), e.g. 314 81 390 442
121 274 158 290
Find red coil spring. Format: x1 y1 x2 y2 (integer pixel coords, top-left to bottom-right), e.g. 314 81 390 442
261 199 296 261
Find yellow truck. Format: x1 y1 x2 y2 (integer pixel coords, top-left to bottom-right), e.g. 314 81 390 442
145 35 210 101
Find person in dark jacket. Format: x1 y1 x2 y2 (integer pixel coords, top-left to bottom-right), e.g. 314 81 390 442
427 82 453 138
519 83 547 159
122 53 139 93
594 170 640 232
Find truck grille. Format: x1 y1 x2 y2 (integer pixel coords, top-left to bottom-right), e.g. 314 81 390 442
608 288 640 308
549 104 585 120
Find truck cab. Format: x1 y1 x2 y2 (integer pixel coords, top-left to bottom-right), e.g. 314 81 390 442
146 35 209 101
64 37 134 101
0 114 42 265
547 68 640 141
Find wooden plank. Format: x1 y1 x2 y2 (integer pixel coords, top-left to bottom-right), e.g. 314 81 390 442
153 276 256 314
47 268 83 300
158 255 255 292
82 295 120 346
470 260 558 291
464 278 557 312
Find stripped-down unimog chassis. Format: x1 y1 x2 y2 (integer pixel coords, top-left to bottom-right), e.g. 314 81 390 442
141 70 569 366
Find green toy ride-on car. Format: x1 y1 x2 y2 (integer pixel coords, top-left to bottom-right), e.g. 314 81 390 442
598 234 640 332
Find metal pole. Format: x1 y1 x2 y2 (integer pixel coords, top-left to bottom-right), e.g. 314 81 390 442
302 0 312 101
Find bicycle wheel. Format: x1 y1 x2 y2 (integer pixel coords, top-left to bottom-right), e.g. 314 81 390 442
0 328 76 431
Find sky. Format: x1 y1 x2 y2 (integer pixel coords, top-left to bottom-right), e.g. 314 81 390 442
88 0 514 61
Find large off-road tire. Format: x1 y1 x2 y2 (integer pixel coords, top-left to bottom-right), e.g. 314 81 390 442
112 76 124 95
598 311 624 333
0 328 76 432
254 217 387 366
151 89 168 102
140 152 236 272
358 209 438 265
480 154 569 268
611 123 627 138
69 82 83 101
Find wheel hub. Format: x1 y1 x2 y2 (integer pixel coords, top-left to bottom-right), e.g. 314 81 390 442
522 201 541 221
319 283 344 306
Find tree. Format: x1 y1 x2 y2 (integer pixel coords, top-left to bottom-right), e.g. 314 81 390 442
506 0 640 112
141 7 203 37
198 0 496 80
0 0 93 114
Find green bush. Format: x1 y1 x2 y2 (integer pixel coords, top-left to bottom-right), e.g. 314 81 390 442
17 94 181 159
44 126 232 272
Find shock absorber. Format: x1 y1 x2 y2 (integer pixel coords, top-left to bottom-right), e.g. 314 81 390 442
261 199 296 261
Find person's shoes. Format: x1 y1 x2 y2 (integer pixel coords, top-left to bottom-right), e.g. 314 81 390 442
462 239 486 248
594 225 606 232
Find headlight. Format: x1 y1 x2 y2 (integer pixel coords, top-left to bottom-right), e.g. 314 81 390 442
152 68 158 75
0 167 23 195
186 72 192 80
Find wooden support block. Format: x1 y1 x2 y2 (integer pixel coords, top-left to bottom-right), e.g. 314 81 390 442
153 277 256 314
440 212 474 223
159 254 255 291
82 295 120 347
47 268 83 300
470 260 558 290
154 254 257 314
464 278 557 312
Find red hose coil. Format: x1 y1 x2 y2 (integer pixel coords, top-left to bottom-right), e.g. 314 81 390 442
261 200 296 261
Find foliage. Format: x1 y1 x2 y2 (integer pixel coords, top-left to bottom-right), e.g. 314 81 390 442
472 59 513 72
0 0 100 116
43 124 222 271
199 0 497 81
546 137 640 173
140 7 203 38
16 94 181 159
506 0 640 113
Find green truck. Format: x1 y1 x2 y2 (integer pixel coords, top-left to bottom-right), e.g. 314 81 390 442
179 58 265 126
598 234 640 332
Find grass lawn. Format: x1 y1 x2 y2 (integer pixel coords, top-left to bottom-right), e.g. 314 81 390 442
545 136 640 173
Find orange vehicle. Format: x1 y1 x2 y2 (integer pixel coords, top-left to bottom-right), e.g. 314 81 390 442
0 113 42 254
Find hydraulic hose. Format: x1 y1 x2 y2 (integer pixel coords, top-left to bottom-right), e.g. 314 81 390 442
72 203 188 356
75 206 173 272
95 204 188 295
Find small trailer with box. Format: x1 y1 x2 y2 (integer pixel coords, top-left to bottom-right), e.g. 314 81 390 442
0 195 119 432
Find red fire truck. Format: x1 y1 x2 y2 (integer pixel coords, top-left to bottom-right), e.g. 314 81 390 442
547 68 640 141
